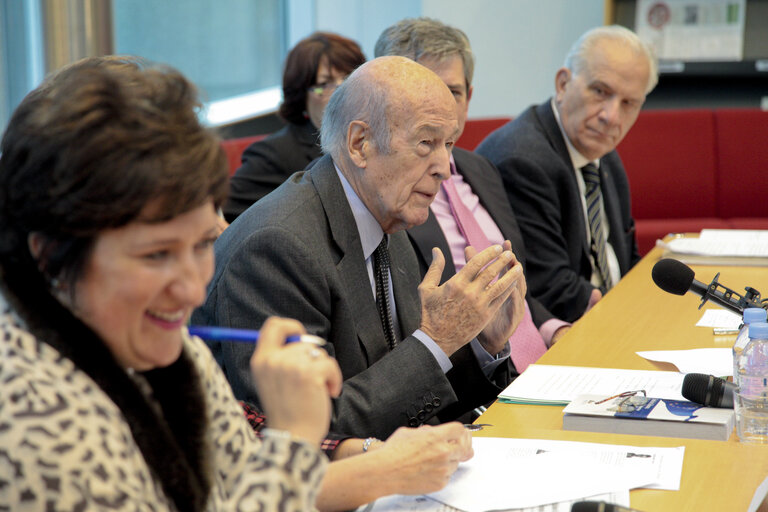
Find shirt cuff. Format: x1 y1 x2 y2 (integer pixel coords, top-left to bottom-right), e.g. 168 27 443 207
412 329 453 373
539 318 571 348
471 338 511 377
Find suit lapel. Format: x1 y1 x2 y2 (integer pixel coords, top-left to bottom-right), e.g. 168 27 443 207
599 158 626 273
537 102 591 265
310 157 392 363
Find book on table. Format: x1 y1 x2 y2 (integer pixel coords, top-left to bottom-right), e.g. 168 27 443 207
562 393 735 441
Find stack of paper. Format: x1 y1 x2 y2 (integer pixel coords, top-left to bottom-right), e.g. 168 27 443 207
361 437 684 512
497 365 686 406
657 229 768 266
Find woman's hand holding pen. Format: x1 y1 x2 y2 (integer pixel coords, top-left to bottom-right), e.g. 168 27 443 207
250 316 342 446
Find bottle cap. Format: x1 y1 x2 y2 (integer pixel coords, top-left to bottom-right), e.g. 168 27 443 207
744 308 768 323
749 322 768 339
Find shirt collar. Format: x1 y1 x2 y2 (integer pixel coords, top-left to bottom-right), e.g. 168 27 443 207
334 162 385 260
551 97 599 171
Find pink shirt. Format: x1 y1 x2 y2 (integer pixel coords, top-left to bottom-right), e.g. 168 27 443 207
431 156 569 346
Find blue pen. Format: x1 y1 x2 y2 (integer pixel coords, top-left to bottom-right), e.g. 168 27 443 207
188 326 325 345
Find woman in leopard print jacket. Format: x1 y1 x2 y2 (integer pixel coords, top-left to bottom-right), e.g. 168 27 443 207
0 56 342 511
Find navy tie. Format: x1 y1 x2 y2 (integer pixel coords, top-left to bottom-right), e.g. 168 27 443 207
373 237 397 350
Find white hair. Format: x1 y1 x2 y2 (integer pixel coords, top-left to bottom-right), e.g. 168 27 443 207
320 67 391 163
564 25 658 94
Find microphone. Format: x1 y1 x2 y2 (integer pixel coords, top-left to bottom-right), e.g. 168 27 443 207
651 258 764 315
681 373 736 408
571 501 644 512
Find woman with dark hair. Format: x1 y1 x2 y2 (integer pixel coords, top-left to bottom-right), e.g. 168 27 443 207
223 32 366 221
0 56 342 511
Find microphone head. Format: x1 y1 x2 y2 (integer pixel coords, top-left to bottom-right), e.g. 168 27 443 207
682 373 711 405
652 258 695 296
681 372 730 407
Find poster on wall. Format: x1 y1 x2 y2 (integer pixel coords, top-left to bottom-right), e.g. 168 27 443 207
635 0 746 61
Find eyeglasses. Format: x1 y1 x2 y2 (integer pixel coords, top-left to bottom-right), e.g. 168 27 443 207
308 78 345 96
592 389 648 413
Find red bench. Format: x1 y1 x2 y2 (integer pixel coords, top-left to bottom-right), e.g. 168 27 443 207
618 108 768 255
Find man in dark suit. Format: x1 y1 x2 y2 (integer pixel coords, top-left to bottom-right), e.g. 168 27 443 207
374 18 569 369
476 25 658 322
194 56 526 439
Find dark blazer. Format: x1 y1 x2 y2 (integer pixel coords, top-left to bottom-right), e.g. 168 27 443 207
476 101 639 322
223 121 322 222
193 155 511 439
406 147 555 331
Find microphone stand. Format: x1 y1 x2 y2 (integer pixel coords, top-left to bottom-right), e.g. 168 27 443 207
697 272 765 311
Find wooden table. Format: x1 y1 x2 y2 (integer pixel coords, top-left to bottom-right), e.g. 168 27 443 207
475 246 768 511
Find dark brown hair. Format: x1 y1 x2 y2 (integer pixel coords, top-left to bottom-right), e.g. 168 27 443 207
0 55 228 291
279 31 366 125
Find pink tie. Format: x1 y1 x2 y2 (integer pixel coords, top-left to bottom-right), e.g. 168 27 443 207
441 168 547 373
441 173 491 250
507 301 546 373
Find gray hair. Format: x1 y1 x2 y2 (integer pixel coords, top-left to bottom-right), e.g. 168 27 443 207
374 17 474 89
564 25 658 94
320 67 392 162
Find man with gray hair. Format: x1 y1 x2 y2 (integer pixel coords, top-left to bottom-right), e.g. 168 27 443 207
195 56 525 439
375 17 570 373
477 25 658 322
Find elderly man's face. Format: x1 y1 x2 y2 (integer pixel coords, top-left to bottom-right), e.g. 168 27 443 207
355 83 459 233
555 41 649 161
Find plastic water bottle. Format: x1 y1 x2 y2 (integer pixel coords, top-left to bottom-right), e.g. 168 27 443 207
735 322 768 442
739 322 768 397
733 308 767 387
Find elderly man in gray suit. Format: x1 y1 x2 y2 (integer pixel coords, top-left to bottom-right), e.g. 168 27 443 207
193 56 525 439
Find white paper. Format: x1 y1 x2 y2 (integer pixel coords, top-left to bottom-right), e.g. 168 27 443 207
660 233 768 258
695 309 741 329
636 348 733 377
700 229 768 242
474 439 684 492
425 438 683 512
361 490 630 512
429 450 646 512
635 0 746 61
498 365 686 404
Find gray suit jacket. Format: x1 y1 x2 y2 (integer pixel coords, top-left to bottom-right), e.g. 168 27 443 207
193 155 505 438
476 101 639 322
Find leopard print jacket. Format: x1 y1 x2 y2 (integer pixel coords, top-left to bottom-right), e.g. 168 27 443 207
0 295 327 511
